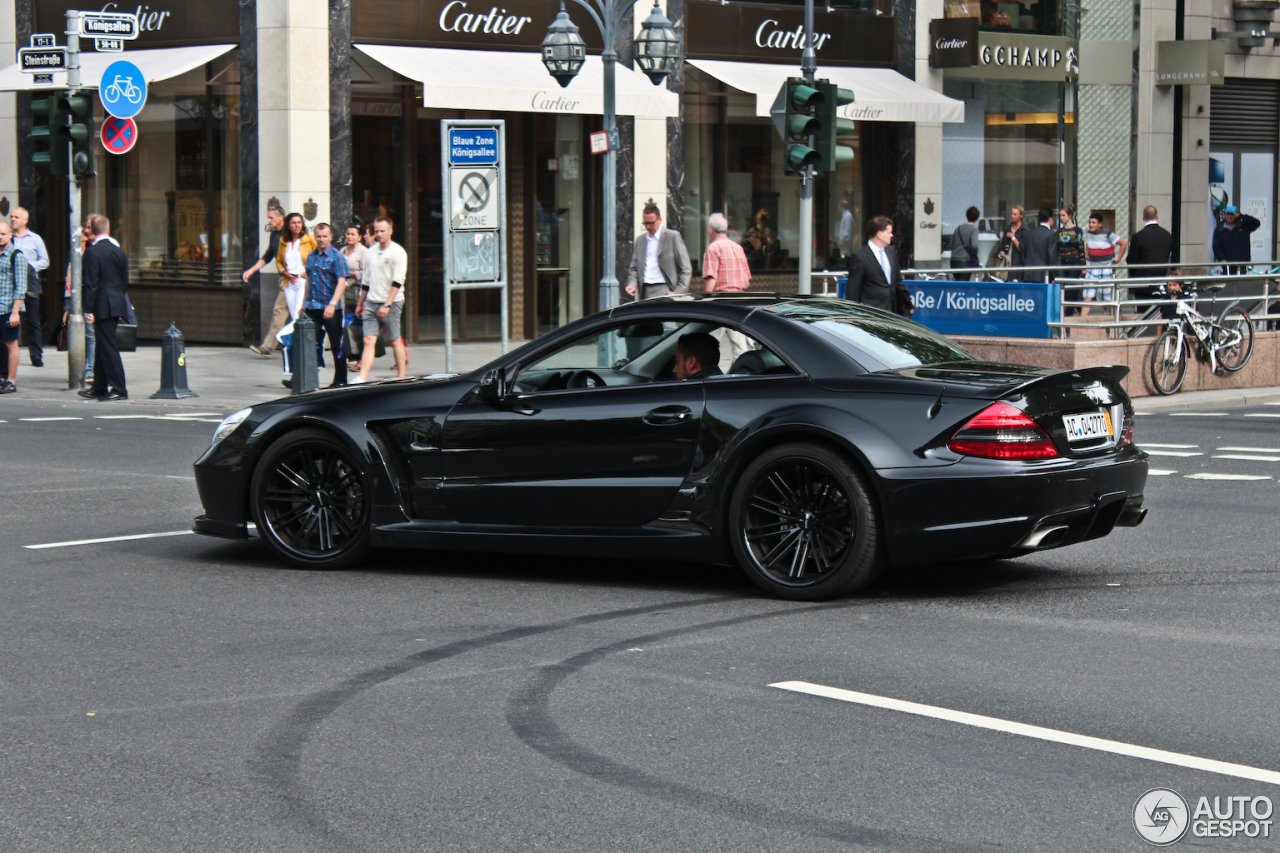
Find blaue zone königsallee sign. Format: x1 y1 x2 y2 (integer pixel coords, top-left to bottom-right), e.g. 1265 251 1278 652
906 280 1060 338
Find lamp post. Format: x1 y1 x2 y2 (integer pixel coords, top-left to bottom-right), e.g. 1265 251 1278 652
542 0 679 313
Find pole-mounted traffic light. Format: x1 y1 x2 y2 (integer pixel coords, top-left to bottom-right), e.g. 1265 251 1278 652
815 81 855 172
783 77 822 174
57 93 95 179
32 95 69 177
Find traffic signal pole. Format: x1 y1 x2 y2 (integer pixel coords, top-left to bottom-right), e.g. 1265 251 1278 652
797 0 815 295
65 10 85 389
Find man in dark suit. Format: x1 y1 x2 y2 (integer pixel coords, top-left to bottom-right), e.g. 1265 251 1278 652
847 215 911 317
1126 205 1175 303
1018 208 1059 283
624 202 692 300
78 214 130 401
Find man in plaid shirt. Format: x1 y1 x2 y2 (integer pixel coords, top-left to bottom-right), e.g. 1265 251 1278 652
0 220 27 394
702 212 755 369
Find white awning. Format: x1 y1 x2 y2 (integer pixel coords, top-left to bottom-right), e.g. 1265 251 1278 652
0 44 236 92
686 59 965 124
355 44 679 118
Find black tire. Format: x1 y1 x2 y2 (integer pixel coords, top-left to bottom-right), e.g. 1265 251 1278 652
250 427 372 569
1149 329 1187 396
1215 305 1254 372
728 442 884 601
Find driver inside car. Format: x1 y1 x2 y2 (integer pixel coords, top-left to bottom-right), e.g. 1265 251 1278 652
674 332 723 381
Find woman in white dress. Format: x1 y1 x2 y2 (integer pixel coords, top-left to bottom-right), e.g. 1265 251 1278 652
275 213 316 320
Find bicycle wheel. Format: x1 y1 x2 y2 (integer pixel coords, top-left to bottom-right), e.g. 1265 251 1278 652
1215 305 1255 372
1149 329 1187 395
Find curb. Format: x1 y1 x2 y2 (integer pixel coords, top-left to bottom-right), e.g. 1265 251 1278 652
1133 385 1280 412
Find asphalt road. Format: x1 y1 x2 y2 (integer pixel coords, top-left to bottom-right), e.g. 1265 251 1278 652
3 397 1280 852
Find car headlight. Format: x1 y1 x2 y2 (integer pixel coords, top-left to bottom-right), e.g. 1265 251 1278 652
211 408 252 447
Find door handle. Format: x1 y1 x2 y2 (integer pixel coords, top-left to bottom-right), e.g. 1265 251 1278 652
643 406 692 426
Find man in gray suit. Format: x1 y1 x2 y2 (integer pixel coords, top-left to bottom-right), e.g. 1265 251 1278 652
1018 208 1059 283
625 202 691 300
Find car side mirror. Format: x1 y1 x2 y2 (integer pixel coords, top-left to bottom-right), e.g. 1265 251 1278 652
478 367 509 402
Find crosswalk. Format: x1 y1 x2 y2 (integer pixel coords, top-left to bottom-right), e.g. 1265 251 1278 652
1140 441 1279 482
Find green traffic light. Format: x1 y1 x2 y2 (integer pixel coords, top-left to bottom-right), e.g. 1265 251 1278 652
58 94 92 117
786 143 820 170
789 83 824 111
814 80 857 173
786 114 820 139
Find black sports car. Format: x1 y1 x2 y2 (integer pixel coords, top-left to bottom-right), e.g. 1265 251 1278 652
193 294 1148 600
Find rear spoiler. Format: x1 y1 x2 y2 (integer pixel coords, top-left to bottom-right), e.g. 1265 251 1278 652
985 364 1130 400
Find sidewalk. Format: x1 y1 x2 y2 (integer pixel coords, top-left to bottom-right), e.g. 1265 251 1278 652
6 338 1276 415
2 339 517 413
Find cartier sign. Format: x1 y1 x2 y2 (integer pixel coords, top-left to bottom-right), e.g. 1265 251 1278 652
354 0 604 51
35 0 238 46
929 18 979 68
686 0 896 67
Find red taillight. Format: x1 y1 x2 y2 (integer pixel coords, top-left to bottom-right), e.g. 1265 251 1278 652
1119 404 1135 447
948 401 1060 460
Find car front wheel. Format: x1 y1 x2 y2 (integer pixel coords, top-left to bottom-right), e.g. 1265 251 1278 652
251 428 372 569
728 442 884 601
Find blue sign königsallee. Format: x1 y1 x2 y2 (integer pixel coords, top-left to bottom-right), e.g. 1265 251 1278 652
905 280 1060 338
448 128 499 165
99 59 147 120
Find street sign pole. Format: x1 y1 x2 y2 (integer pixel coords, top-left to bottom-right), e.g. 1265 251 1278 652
797 0 816 295
65 9 85 389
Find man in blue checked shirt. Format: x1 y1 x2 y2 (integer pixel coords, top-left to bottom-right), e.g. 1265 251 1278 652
10 208 48 368
0 220 28 394
304 223 349 387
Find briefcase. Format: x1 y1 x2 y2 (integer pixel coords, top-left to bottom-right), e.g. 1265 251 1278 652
116 323 138 353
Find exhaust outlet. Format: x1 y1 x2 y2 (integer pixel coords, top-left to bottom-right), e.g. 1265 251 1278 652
1114 507 1148 528
1019 524 1070 549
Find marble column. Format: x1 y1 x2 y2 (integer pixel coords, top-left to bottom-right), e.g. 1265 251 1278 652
912 0 944 267
0 0 17 214
15 0 33 223
664 0 685 236
891 0 916 267
240 0 260 345
329 0 352 231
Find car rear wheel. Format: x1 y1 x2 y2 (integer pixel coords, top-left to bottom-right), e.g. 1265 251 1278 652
251 428 372 569
729 442 884 601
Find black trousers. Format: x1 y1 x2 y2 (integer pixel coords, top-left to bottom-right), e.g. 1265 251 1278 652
305 308 347 386
92 318 127 395
24 295 41 363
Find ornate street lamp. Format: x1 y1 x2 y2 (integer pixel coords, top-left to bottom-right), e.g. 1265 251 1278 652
541 0 681 312
540 3 587 88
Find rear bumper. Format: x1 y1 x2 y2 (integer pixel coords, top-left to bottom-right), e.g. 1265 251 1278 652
879 454 1148 565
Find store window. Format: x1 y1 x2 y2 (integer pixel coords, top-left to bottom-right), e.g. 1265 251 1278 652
940 78 1074 265
92 54 241 286
941 0 1065 36
683 65 864 281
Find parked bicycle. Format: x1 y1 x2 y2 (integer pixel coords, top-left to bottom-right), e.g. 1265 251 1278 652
1148 283 1255 395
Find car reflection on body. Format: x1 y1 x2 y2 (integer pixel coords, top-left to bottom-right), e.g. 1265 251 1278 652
193 294 1148 600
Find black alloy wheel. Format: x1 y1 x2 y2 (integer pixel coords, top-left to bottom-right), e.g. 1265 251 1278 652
729 442 884 601
251 428 372 568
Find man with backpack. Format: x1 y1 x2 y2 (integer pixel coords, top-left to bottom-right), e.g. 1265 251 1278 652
949 206 981 280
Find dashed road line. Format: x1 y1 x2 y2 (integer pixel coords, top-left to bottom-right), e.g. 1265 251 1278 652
1218 446 1280 453
19 416 82 422
1168 412 1230 417
1244 413 1280 418
1147 469 1178 476
1213 454 1280 462
770 681 1280 786
24 530 195 550
1141 443 1199 449
1143 450 1202 457
1184 473 1271 481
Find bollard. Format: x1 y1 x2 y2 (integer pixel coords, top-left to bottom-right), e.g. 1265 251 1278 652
151 323 198 399
291 312 319 395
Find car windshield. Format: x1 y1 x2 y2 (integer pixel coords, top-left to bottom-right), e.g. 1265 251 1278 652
767 301 974 370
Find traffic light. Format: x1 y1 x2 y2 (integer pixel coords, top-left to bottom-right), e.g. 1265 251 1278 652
783 77 822 173
57 93 95 179
815 81 855 172
31 95 69 177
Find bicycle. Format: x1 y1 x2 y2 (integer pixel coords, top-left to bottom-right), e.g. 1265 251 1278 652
1148 284 1255 395
104 75 143 105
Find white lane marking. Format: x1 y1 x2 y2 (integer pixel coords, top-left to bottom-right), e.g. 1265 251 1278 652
1140 443 1199 449
94 414 155 420
1266 402 1280 406
1143 450 1203 457
20 417 82 422
770 681 1280 787
1214 454 1280 462
1244 413 1280 418
1134 412 1154 416
1218 446 1280 453
165 475 196 480
24 530 194 550
152 412 224 418
1185 473 1272 481
1167 412 1229 417
1147 469 1178 476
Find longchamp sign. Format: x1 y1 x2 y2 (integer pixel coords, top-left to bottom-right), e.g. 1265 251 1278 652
944 32 1079 82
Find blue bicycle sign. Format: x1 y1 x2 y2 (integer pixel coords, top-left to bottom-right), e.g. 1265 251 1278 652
99 59 146 119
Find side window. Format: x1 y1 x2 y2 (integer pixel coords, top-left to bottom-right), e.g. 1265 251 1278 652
710 329 796 378
511 320 689 394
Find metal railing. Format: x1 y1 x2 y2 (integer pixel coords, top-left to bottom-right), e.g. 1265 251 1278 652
813 261 1280 339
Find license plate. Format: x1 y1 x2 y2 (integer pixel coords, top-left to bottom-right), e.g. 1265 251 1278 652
1063 410 1113 442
